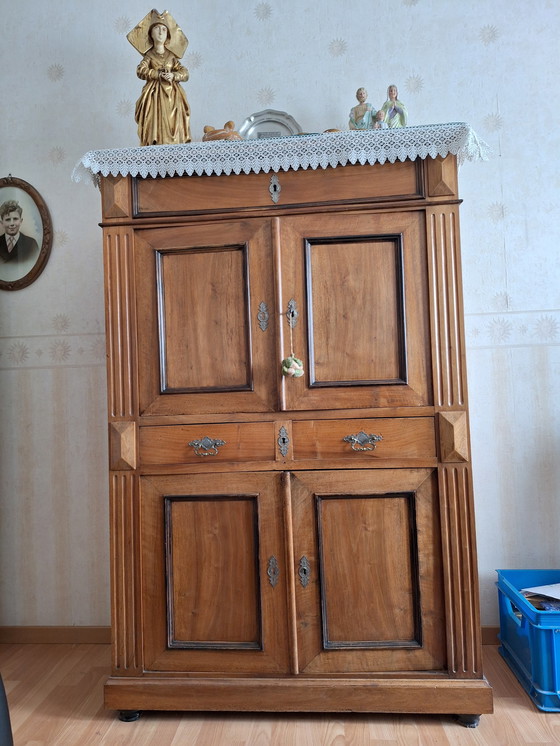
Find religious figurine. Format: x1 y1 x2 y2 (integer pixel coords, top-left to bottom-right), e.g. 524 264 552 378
127 9 191 146
380 85 408 128
202 121 243 141
349 87 376 130
372 110 388 130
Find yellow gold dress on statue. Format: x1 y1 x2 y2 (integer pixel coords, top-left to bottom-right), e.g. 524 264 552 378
135 49 191 146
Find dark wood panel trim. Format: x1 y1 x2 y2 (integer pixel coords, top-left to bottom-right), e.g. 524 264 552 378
305 233 408 388
156 243 254 395
164 494 263 650
316 491 422 650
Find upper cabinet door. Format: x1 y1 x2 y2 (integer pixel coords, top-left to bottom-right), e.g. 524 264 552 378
134 219 278 417
278 211 432 411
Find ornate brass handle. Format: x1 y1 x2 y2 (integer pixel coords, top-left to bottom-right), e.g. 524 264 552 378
342 431 383 452
188 436 226 457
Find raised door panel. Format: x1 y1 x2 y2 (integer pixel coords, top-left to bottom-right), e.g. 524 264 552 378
289 469 445 674
278 212 432 411
141 472 290 673
134 219 277 416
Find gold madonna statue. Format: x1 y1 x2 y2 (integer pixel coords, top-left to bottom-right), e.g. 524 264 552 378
127 9 191 145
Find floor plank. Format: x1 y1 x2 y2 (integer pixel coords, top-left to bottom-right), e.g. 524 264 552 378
1 645 559 745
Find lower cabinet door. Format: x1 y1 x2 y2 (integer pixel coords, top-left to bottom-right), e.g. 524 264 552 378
140 472 291 673
289 469 446 674
140 468 446 677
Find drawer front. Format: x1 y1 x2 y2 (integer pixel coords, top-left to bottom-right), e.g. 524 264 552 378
139 422 276 466
292 418 436 462
133 161 421 216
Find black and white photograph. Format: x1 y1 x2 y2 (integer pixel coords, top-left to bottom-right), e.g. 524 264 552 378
0 176 52 290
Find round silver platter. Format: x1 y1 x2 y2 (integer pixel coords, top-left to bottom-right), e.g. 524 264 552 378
238 109 302 139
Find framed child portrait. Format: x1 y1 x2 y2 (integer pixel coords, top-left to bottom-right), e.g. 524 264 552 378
0 175 52 291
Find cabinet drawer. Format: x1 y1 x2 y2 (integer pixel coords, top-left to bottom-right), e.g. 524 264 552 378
292 418 436 462
139 422 276 466
134 161 421 216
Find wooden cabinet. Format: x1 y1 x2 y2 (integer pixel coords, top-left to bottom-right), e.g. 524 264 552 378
100 153 492 723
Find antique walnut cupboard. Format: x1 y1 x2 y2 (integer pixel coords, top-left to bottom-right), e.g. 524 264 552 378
94 130 492 724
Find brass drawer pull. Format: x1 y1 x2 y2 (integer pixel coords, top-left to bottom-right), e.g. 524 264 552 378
343 431 383 452
188 436 226 457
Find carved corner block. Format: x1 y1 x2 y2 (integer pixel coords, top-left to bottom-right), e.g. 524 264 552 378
101 174 131 219
426 155 458 198
109 421 137 470
439 411 469 462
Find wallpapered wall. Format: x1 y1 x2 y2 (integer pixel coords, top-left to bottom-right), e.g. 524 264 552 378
0 0 558 627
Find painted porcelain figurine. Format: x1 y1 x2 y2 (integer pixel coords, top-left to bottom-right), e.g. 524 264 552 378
127 9 191 145
281 355 304 378
372 110 388 130
380 85 408 128
349 87 376 130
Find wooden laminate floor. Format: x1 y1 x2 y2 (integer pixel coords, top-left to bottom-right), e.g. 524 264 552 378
0 644 559 745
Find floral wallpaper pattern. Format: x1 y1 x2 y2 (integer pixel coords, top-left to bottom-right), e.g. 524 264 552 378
0 0 558 627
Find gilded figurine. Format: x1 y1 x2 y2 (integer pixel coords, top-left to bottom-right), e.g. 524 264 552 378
127 9 191 145
349 87 376 130
380 85 408 128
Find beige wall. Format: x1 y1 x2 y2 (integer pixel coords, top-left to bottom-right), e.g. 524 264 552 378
1 1 558 626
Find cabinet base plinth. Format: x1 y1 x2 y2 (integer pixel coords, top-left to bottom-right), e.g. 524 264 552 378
105 676 493 716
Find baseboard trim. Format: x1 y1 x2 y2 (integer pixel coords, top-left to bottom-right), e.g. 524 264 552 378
482 626 500 645
0 626 111 644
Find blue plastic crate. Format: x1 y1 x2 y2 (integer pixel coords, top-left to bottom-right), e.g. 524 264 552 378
496 569 560 711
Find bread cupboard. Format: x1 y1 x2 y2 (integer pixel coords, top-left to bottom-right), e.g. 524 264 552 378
87 126 493 725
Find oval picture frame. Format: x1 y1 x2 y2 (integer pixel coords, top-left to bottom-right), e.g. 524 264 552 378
0 175 52 291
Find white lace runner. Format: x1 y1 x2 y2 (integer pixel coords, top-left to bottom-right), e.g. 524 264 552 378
72 122 489 184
